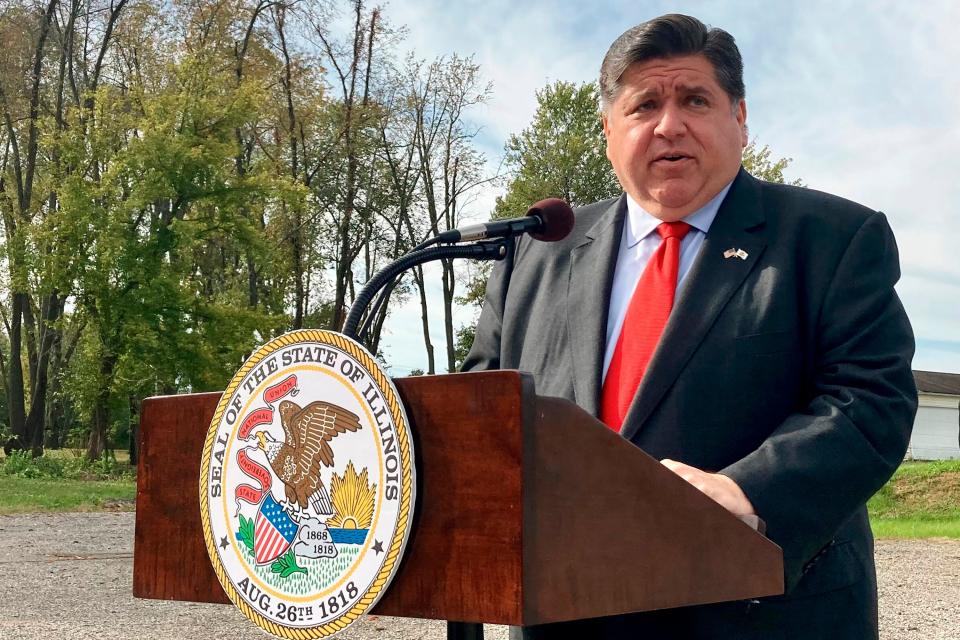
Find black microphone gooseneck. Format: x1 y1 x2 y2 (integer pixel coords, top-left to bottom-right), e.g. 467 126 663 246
342 238 512 341
342 198 574 344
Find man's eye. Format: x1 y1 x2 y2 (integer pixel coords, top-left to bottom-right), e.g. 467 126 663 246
688 95 709 107
635 100 657 112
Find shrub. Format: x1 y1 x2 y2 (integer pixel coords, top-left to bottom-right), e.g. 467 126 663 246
62 452 136 481
0 450 135 481
1 451 66 479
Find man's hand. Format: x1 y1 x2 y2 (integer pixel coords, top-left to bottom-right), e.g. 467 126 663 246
661 459 756 516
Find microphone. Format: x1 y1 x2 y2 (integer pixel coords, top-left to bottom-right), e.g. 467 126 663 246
343 198 572 341
434 198 574 244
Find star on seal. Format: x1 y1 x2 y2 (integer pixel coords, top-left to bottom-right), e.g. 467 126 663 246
219 535 229 550
372 539 384 555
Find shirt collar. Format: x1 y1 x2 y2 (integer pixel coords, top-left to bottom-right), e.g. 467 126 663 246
623 180 734 248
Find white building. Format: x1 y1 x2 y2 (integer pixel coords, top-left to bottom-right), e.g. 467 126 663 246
906 371 960 460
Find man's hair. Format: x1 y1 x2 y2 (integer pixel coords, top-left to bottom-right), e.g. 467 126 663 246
599 14 745 111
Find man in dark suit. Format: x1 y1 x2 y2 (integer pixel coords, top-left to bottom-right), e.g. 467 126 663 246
462 14 917 639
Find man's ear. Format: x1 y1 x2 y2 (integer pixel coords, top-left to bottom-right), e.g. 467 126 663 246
601 113 613 163
737 99 748 147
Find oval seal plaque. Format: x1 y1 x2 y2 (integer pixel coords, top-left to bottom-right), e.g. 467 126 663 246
199 329 415 638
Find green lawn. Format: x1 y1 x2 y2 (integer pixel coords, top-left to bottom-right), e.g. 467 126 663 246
0 448 131 463
0 448 136 513
868 459 960 539
0 476 136 514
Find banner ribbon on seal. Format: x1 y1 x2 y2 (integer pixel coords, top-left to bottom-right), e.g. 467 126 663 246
233 374 300 514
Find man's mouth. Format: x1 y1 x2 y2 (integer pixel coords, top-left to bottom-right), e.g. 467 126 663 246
654 153 692 163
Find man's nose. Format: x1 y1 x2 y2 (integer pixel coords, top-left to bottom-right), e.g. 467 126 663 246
654 103 686 138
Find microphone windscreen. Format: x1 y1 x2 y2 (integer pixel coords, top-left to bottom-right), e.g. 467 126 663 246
526 198 574 242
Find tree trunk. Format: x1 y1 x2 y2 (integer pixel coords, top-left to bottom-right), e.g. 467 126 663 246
128 396 140 466
6 294 27 450
21 295 40 400
328 2 378 331
87 402 109 461
286 201 304 329
25 291 61 454
411 265 435 375
276 6 305 329
442 259 456 373
247 252 259 308
86 354 117 461
44 364 65 450
442 157 459 372
366 228 404 352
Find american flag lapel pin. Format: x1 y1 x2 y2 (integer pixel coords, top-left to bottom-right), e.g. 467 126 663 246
724 248 749 260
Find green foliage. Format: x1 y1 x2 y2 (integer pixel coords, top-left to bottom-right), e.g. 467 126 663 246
75 451 136 480
742 140 804 185
0 450 135 480
494 81 620 220
46 51 292 454
868 460 960 539
272 549 308 578
453 324 475 371
1 451 66 479
0 0 492 455
237 514 256 553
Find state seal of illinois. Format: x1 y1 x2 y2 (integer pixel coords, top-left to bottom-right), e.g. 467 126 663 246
199 330 416 639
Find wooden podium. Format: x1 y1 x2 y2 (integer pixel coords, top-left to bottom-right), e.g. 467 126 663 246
133 370 782 628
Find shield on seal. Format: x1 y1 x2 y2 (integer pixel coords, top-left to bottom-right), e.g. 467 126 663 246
254 494 299 564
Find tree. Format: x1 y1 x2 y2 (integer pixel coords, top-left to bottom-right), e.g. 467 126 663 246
409 55 490 373
365 54 491 374
742 139 803 185
494 81 619 220
55 51 283 457
0 0 498 457
0 0 130 455
308 0 384 332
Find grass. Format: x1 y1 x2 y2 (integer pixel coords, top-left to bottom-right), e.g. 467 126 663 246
0 476 136 514
0 448 136 514
868 459 960 539
0 448 131 463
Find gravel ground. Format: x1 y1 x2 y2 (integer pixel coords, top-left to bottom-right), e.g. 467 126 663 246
0 513 956 640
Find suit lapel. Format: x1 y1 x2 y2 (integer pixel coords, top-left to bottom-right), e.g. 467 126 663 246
620 170 768 441
567 196 626 416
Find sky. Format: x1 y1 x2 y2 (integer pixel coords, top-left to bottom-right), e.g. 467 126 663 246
369 0 960 376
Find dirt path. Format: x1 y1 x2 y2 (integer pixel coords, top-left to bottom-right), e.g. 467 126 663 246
0 513 956 639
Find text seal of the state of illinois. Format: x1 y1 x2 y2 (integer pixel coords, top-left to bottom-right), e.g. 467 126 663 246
199 329 415 639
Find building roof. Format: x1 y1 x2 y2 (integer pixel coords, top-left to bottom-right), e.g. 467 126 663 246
914 370 960 396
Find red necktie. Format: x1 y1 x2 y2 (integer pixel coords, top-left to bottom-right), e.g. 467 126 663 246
600 221 691 431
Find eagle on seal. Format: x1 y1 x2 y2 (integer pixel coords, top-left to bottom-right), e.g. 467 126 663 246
255 400 361 516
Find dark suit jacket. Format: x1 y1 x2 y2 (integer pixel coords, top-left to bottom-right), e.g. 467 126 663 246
462 169 917 639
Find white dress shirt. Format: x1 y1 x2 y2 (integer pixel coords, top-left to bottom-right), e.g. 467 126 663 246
601 183 733 381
